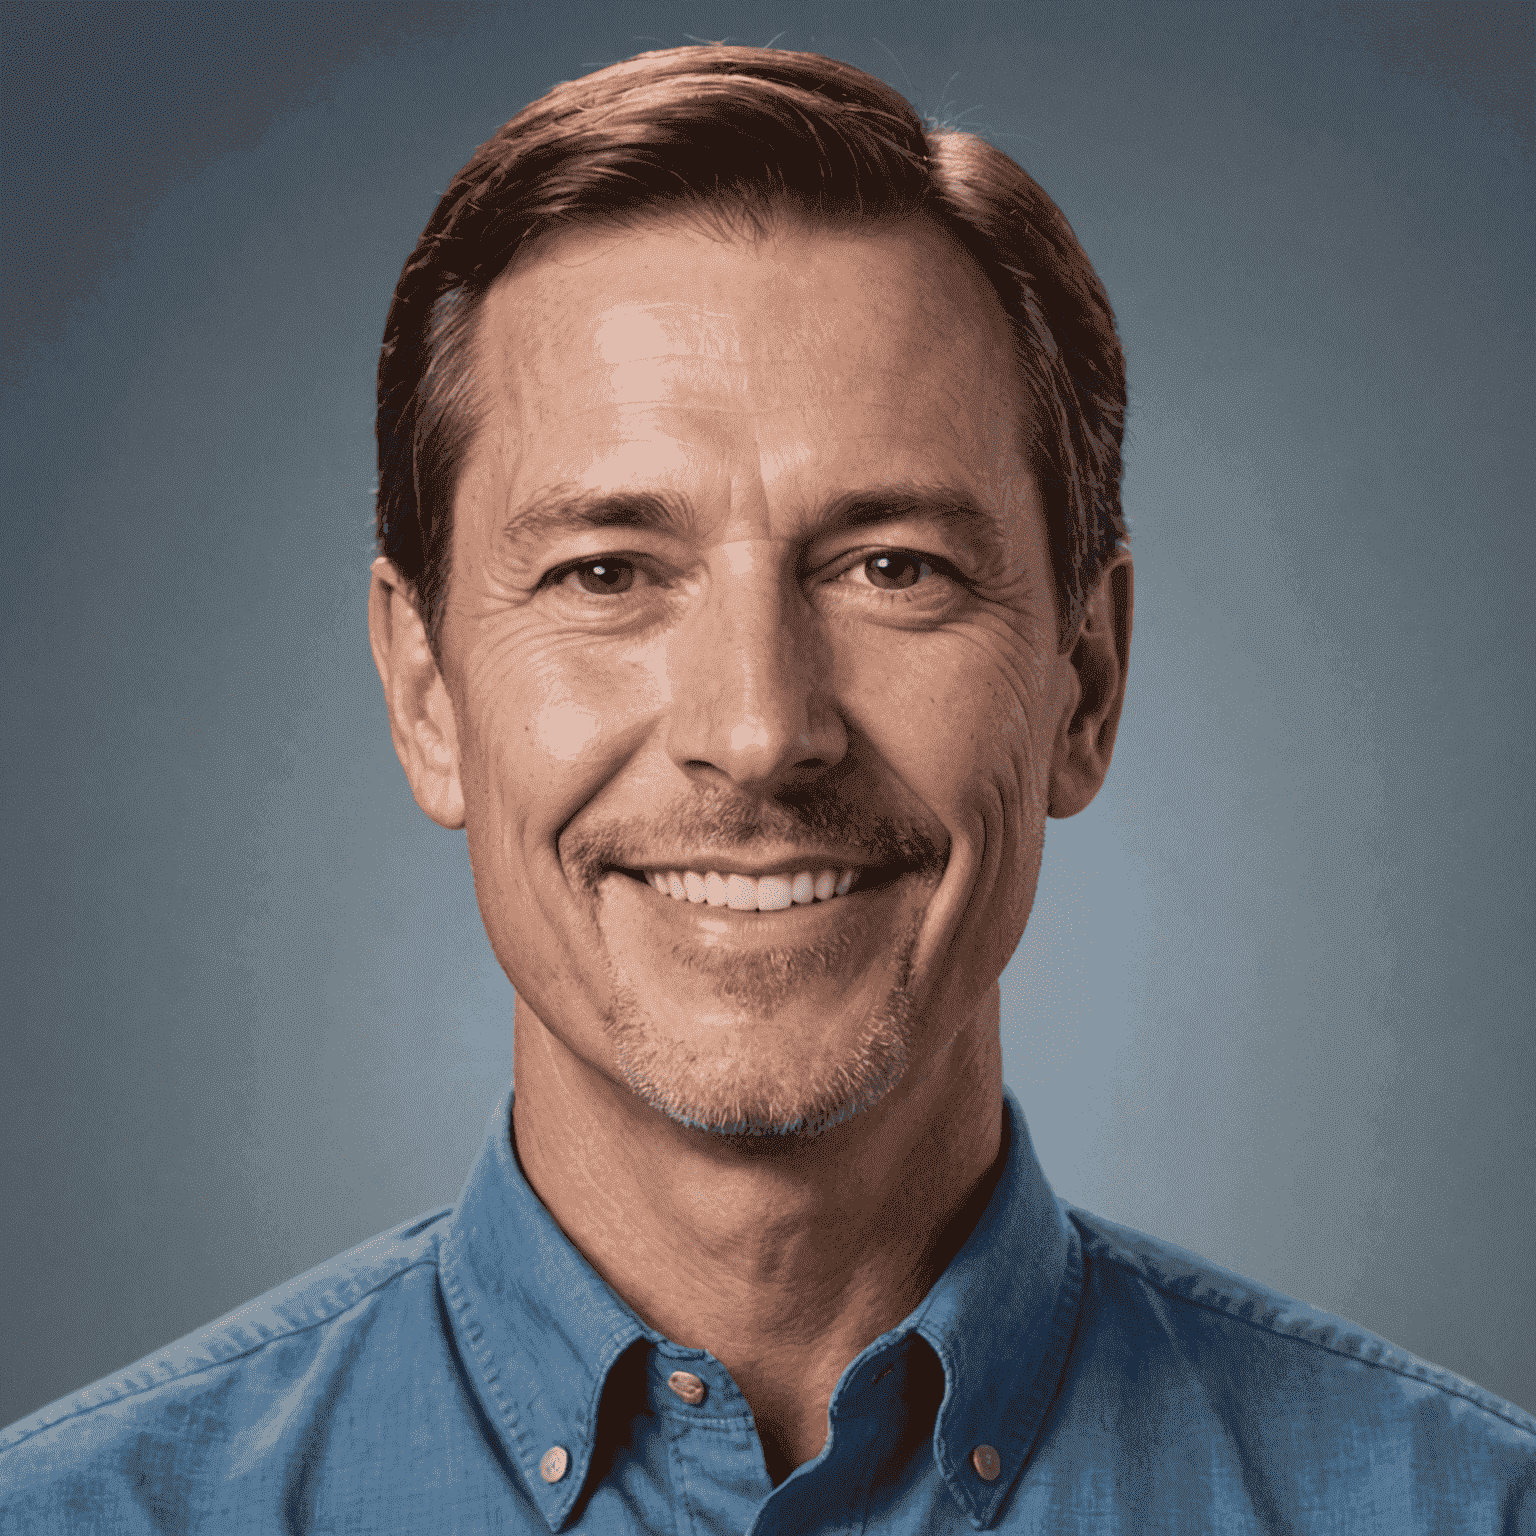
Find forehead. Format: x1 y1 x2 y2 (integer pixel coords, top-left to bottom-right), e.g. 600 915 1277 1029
467 212 1030 523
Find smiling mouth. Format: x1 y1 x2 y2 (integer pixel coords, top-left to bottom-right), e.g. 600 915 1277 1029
617 864 908 913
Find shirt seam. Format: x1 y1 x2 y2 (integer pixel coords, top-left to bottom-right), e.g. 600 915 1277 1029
977 1217 1087 1526
434 1228 536 1474
0 1255 443 1455
435 1220 647 1531
1073 1219 1536 1439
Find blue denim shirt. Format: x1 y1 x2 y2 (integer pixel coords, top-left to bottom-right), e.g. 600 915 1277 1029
4 1088 1531 1533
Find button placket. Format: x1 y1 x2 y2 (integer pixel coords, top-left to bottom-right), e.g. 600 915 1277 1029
655 1358 774 1535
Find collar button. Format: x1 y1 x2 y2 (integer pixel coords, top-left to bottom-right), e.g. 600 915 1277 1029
667 1370 707 1405
539 1446 569 1484
971 1444 1001 1482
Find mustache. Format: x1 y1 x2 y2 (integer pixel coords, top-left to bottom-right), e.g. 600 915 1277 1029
562 780 948 890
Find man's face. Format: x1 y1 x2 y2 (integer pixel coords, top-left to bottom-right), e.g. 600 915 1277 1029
433 213 1080 1136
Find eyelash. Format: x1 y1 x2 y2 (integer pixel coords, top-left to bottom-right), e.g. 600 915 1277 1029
544 549 961 601
838 550 954 596
543 555 656 599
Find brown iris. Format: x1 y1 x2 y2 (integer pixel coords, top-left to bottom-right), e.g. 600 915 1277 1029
864 553 930 590
572 559 636 595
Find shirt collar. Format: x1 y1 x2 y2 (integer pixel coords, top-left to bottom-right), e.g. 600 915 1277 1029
906 1088 1084 1525
437 1089 651 1531
439 1086 1081 1531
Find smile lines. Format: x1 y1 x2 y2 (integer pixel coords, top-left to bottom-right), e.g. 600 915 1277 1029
643 868 857 912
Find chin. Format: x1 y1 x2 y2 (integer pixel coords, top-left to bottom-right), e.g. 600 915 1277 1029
602 913 928 1141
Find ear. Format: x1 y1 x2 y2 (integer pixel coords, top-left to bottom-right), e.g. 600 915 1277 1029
368 557 466 830
1048 549 1133 818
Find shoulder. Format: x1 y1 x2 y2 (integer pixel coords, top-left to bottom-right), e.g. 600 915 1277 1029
1065 1204 1534 1441
1044 1204 1534 1527
0 1207 451 1526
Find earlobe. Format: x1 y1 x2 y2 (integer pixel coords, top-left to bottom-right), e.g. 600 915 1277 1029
368 557 467 830
1047 550 1133 819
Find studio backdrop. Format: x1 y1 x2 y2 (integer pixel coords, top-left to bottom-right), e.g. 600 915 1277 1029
2 0 1532 1424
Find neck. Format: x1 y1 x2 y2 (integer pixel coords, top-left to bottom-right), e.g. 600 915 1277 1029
511 987 1005 1483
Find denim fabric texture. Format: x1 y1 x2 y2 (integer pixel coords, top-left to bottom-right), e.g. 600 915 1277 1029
3 1088 1532 1533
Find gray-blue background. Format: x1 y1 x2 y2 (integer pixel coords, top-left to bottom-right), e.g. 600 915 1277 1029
3 1 1532 1425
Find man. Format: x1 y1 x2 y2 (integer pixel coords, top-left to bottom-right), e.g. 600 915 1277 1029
2 43 1530 1534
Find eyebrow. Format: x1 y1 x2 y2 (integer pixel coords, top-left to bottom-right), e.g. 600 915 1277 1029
503 485 695 547
814 487 1002 543
502 481 1007 556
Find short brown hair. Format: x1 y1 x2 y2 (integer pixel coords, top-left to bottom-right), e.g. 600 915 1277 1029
376 45 1126 652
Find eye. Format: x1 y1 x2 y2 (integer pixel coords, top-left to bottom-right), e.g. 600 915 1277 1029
562 558 637 596
859 552 936 591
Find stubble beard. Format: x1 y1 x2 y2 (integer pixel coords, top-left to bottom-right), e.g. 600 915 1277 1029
600 907 930 1140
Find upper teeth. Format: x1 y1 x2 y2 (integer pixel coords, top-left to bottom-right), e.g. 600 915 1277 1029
644 868 857 911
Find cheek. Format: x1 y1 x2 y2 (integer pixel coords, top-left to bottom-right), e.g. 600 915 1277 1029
839 631 1052 824
529 700 605 763
457 631 668 831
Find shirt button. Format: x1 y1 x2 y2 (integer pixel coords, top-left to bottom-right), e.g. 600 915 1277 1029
971 1444 1001 1481
667 1370 707 1405
539 1446 569 1484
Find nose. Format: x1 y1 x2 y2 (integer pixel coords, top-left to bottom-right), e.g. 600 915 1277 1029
664 541 848 792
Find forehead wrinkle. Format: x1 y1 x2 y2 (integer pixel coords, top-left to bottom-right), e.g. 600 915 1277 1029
593 301 749 364
477 220 1035 557
585 313 980 417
